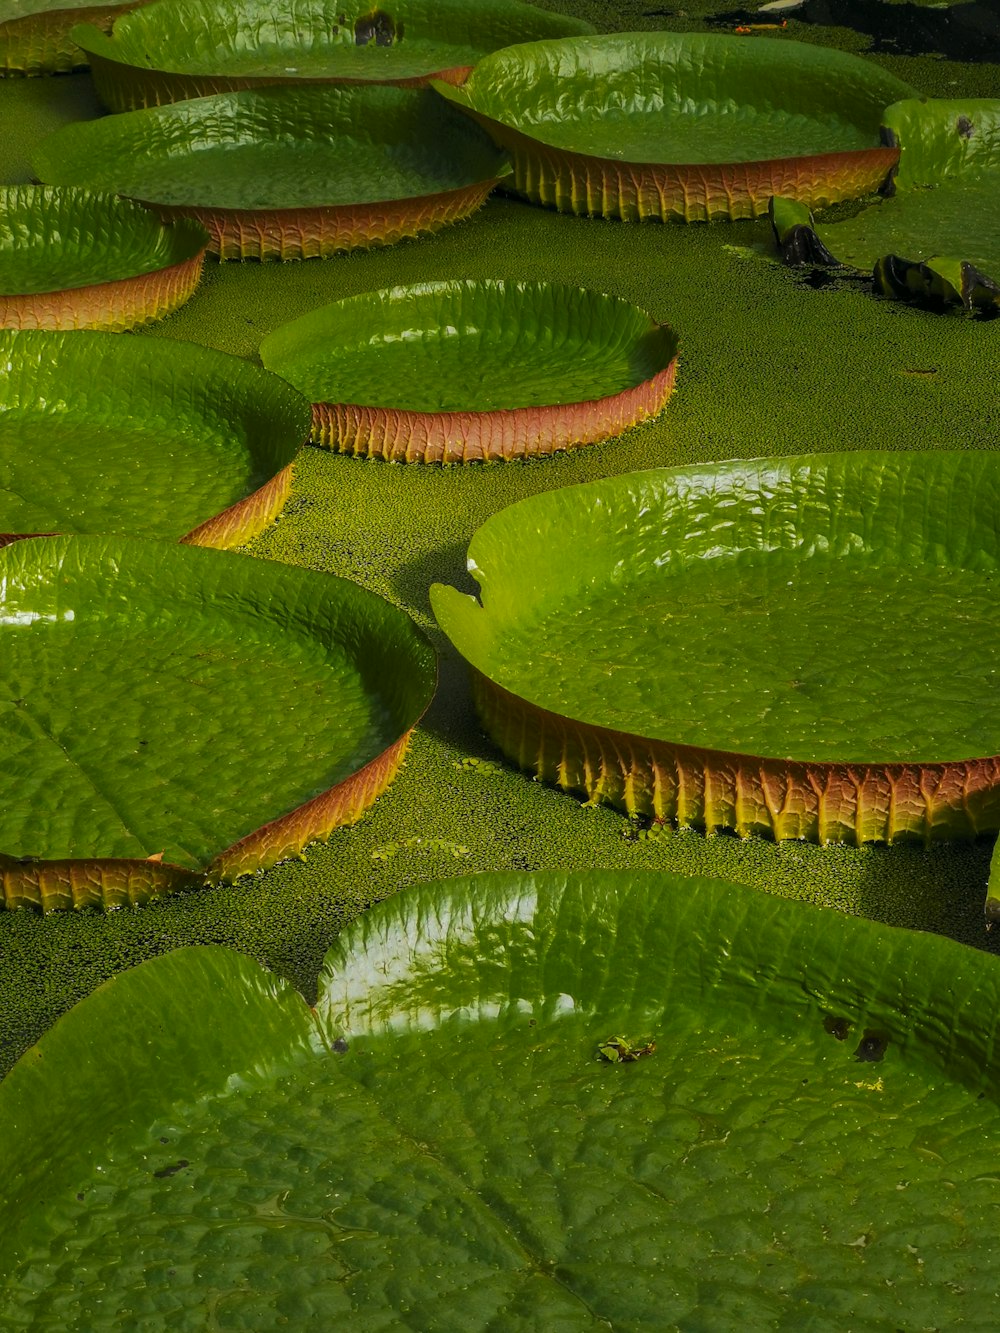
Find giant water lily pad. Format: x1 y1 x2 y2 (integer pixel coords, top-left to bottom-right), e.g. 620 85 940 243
259 280 679 463
32 85 509 260
432 451 1000 845
0 186 208 331
773 98 1000 308
2 869 1000 1325
0 0 141 76
0 535 435 910
433 33 916 222
0 330 311 545
72 0 594 112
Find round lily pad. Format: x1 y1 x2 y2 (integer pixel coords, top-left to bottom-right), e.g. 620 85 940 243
0 329 311 546
0 534 435 910
0 186 208 331
31 85 510 261
2 869 999 1325
71 0 594 112
259 280 679 463
433 32 916 221
432 451 1000 844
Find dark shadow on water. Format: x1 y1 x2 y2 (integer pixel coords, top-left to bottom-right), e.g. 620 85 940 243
392 542 484 745
419 652 480 745
391 539 477 623
674 1 1000 62
797 0 1000 62
855 835 999 954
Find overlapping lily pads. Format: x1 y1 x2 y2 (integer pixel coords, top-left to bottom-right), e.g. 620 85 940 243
433 33 916 222
32 85 510 260
3 869 1000 1325
0 330 311 544
0 0 140 76
0 186 208 330
432 451 1000 844
259 280 679 463
73 0 594 112
773 97 1000 309
0 534 435 910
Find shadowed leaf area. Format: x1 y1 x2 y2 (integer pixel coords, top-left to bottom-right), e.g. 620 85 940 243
0 0 135 78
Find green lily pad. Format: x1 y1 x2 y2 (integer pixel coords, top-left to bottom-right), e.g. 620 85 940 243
431 451 1000 845
776 99 1000 308
886 97 1000 191
72 0 594 112
31 85 510 260
0 329 311 545
986 833 1000 926
0 534 435 909
2 869 1000 1326
0 186 208 330
433 33 916 221
259 280 679 462
0 0 139 76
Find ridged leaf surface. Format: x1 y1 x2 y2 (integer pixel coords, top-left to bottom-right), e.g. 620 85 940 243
0 0 137 76
260 279 677 413
0 0 130 22
435 33 916 164
0 535 433 869
0 330 308 536
32 84 506 210
72 0 594 85
432 451 1000 765
2 871 999 1327
0 186 206 295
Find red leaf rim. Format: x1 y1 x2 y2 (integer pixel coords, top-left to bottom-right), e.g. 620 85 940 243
311 356 678 463
470 671 1000 845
